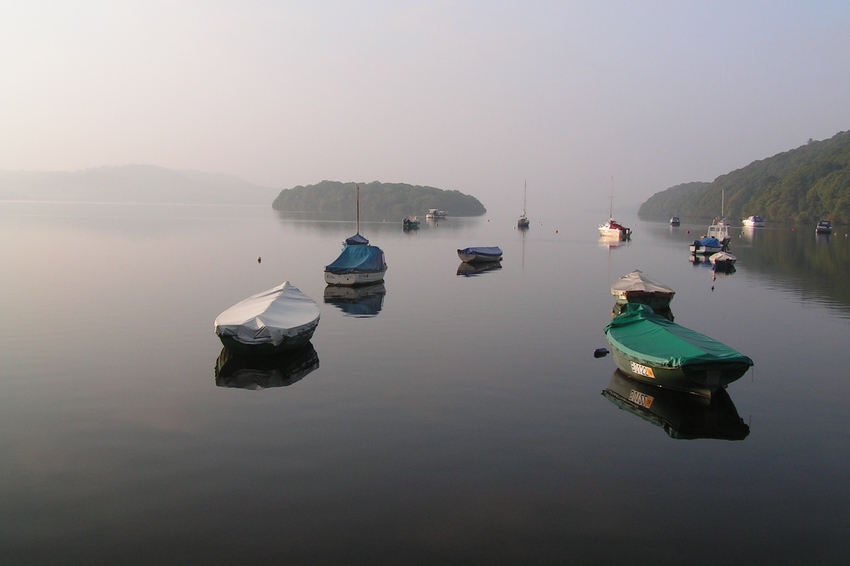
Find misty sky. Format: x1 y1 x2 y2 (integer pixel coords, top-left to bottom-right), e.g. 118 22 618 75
2 1 848 214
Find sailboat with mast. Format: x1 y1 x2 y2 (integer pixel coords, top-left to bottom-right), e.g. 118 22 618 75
324 185 388 286
598 177 631 240
517 180 530 228
706 189 731 248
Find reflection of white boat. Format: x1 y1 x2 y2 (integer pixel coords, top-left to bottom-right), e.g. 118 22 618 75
602 370 750 440
323 283 386 317
742 215 765 227
457 261 502 276
457 246 502 263
214 282 320 355
215 343 319 390
611 270 675 310
324 185 387 286
710 251 737 269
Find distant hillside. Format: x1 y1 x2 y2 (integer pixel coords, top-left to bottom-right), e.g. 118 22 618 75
0 165 279 205
272 180 487 218
639 129 850 223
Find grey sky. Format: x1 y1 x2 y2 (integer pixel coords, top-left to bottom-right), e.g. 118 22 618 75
2 1 848 215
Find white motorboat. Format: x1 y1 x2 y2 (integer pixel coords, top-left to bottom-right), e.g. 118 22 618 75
742 215 765 228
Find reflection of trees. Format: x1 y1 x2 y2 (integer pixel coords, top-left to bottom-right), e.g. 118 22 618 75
735 228 850 310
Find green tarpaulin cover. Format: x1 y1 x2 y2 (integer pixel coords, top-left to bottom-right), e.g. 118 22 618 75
605 304 752 369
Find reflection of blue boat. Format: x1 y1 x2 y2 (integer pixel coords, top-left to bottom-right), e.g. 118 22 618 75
323 283 386 317
215 343 319 390
457 261 502 276
457 246 503 263
602 370 750 440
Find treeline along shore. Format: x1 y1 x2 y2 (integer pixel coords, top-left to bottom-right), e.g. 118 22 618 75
639 129 850 224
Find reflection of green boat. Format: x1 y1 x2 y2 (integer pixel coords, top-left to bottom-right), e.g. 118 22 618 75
603 370 750 440
604 304 753 399
215 343 319 390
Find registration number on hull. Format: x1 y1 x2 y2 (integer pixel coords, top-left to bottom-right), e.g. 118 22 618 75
628 389 654 408
629 361 655 379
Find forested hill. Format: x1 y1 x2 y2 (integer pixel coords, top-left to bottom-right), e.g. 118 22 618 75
272 180 486 218
638 129 850 223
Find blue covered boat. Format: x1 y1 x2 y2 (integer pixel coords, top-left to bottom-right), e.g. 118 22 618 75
325 185 388 286
325 241 387 286
689 236 723 255
457 246 503 263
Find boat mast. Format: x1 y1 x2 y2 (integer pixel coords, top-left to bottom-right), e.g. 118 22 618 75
609 176 614 220
523 180 527 215
355 184 360 235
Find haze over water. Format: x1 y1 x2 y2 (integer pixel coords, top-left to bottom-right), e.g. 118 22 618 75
2 200 849 564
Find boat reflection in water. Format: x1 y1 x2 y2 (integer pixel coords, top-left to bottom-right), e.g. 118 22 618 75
457 261 502 277
602 370 750 441
215 343 320 391
324 283 386 317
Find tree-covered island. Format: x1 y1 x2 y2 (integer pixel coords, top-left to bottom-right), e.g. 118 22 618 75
272 180 486 219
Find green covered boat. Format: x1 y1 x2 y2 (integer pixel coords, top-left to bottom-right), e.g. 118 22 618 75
604 304 753 399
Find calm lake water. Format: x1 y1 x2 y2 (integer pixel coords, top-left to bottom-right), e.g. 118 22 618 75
2 201 849 564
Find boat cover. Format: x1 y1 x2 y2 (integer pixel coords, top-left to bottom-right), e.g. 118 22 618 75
710 252 736 263
605 304 753 370
694 237 721 247
344 233 369 245
214 282 320 346
611 270 675 296
458 246 503 257
325 245 386 274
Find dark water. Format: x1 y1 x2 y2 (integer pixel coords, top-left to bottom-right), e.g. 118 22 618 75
1 202 849 564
